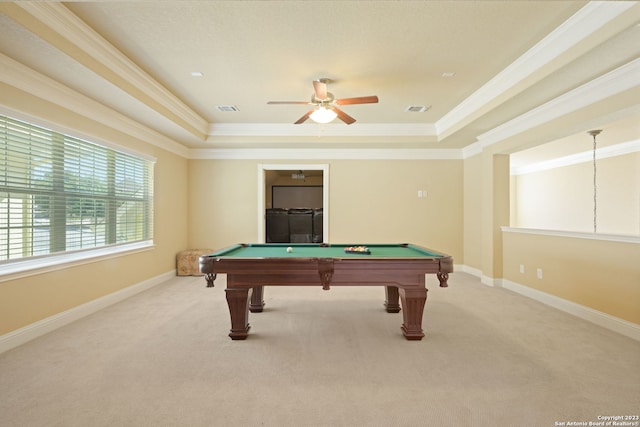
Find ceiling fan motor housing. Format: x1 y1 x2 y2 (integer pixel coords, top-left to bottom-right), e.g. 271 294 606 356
312 92 335 105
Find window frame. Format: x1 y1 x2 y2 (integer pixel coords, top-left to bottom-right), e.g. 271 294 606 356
0 113 155 281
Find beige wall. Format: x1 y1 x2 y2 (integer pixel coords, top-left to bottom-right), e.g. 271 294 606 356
513 152 640 235
188 159 464 261
188 160 260 249
463 154 483 272
462 145 639 325
0 87 189 335
503 230 640 324
330 160 462 258
502 121 639 325
462 151 511 279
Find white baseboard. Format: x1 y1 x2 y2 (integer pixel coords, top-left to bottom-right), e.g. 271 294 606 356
458 265 500 287
480 275 504 287
456 265 639 342
456 264 482 279
0 270 175 354
503 279 640 341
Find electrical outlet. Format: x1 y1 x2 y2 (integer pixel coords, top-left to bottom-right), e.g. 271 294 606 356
519 264 525 274
536 268 543 279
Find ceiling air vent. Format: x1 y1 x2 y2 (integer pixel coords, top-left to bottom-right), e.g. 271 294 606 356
216 105 240 112
405 105 430 113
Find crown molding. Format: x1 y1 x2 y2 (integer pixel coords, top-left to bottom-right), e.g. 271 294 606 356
510 139 640 176
461 142 483 159
3 45 634 165
208 123 438 137
0 1 209 140
478 58 640 149
188 147 463 160
0 53 189 159
436 1 636 140
451 56 639 162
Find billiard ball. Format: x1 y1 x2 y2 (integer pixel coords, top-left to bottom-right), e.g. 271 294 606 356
286 247 293 253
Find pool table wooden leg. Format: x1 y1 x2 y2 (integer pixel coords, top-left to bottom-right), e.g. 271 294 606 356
437 272 449 287
398 287 428 341
225 285 251 340
384 286 401 313
250 285 265 312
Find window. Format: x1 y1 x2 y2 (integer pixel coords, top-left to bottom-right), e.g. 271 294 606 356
0 115 154 264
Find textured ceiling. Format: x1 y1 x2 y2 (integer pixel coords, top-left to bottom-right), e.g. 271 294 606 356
0 1 638 155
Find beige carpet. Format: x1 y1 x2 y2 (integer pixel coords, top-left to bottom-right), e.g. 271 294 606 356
1 273 638 427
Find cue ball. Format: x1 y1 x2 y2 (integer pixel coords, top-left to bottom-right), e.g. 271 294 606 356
286 247 293 252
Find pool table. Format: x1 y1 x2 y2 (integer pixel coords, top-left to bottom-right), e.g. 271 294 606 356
199 243 453 341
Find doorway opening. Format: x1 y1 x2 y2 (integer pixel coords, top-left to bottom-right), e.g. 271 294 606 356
258 164 329 243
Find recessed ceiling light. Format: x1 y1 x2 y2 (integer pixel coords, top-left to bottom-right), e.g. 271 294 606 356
191 71 203 77
405 105 430 113
442 72 456 78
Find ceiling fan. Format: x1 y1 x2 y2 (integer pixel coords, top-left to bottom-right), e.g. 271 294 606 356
267 78 379 125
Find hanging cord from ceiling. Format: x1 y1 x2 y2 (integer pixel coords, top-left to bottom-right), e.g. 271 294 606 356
588 130 602 233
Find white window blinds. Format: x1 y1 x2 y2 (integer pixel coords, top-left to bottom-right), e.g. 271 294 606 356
0 115 154 263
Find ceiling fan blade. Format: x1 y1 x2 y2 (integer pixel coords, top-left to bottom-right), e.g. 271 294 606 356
336 96 379 105
333 107 356 125
267 101 310 104
313 80 328 100
294 110 314 124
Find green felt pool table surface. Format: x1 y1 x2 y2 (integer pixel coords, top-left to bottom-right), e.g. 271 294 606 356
209 243 446 259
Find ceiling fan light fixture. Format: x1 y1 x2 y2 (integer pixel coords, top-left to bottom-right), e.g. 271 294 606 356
310 107 337 124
